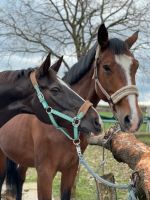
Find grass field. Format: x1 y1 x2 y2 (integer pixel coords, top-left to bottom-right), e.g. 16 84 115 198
25 112 150 200
26 147 132 200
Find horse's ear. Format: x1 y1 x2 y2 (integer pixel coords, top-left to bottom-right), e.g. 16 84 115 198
125 31 139 49
97 23 109 49
38 53 51 76
51 56 63 73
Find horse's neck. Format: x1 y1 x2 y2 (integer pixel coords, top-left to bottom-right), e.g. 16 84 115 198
71 66 101 108
0 70 32 127
71 66 103 150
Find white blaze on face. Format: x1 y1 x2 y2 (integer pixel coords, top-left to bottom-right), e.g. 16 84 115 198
115 54 138 127
57 77 102 125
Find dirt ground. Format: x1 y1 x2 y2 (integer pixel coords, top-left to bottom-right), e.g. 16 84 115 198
2 182 56 200
21 183 38 200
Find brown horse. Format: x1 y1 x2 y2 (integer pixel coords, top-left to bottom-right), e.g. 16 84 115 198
1 24 143 200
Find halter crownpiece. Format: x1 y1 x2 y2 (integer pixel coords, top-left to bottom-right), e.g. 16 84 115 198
93 45 139 105
30 71 38 86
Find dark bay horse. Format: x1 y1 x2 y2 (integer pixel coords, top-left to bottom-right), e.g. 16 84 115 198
1 24 143 200
0 53 100 131
0 54 102 200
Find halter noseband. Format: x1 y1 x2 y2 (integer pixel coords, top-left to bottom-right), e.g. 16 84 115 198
93 45 139 108
30 71 93 141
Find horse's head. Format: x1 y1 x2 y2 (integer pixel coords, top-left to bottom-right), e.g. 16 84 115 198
30 54 102 135
94 24 143 132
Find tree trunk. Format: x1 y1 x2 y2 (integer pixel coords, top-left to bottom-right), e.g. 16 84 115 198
87 131 150 199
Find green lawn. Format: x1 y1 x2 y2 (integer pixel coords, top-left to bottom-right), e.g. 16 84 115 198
100 111 114 117
26 147 132 200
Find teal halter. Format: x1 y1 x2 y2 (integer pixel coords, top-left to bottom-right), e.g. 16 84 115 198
34 84 84 141
30 71 87 141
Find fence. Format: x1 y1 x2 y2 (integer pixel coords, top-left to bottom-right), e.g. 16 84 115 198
100 115 150 133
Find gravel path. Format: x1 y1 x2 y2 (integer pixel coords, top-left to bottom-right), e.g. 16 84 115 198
22 183 38 200
2 183 56 200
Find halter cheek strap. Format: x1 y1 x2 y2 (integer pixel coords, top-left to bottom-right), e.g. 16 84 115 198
30 70 38 86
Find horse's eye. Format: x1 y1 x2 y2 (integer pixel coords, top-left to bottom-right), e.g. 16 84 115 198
50 87 61 95
103 65 111 73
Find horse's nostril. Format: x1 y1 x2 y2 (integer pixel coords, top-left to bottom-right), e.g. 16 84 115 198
124 115 131 126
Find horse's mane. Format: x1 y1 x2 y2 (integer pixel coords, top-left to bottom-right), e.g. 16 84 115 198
0 68 33 83
63 43 97 84
63 38 127 85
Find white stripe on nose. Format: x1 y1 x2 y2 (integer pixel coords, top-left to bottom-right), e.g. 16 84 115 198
115 54 138 124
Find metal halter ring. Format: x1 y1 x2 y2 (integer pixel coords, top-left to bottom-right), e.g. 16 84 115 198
73 139 81 146
46 106 52 113
72 117 81 127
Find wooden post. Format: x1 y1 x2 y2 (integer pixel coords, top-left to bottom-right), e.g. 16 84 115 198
95 173 117 200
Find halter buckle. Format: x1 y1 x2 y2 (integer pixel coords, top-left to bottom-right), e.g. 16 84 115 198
74 139 81 156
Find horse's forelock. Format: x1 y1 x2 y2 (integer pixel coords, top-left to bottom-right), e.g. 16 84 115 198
108 38 128 55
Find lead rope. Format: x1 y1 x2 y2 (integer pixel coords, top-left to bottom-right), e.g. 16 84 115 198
30 71 138 199
92 47 139 198
75 142 138 200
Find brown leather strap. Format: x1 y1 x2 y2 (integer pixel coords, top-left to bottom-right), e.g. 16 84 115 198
78 100 93 117
30 71 38 86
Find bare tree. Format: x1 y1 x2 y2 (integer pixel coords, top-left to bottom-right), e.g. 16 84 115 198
0 0 150 70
